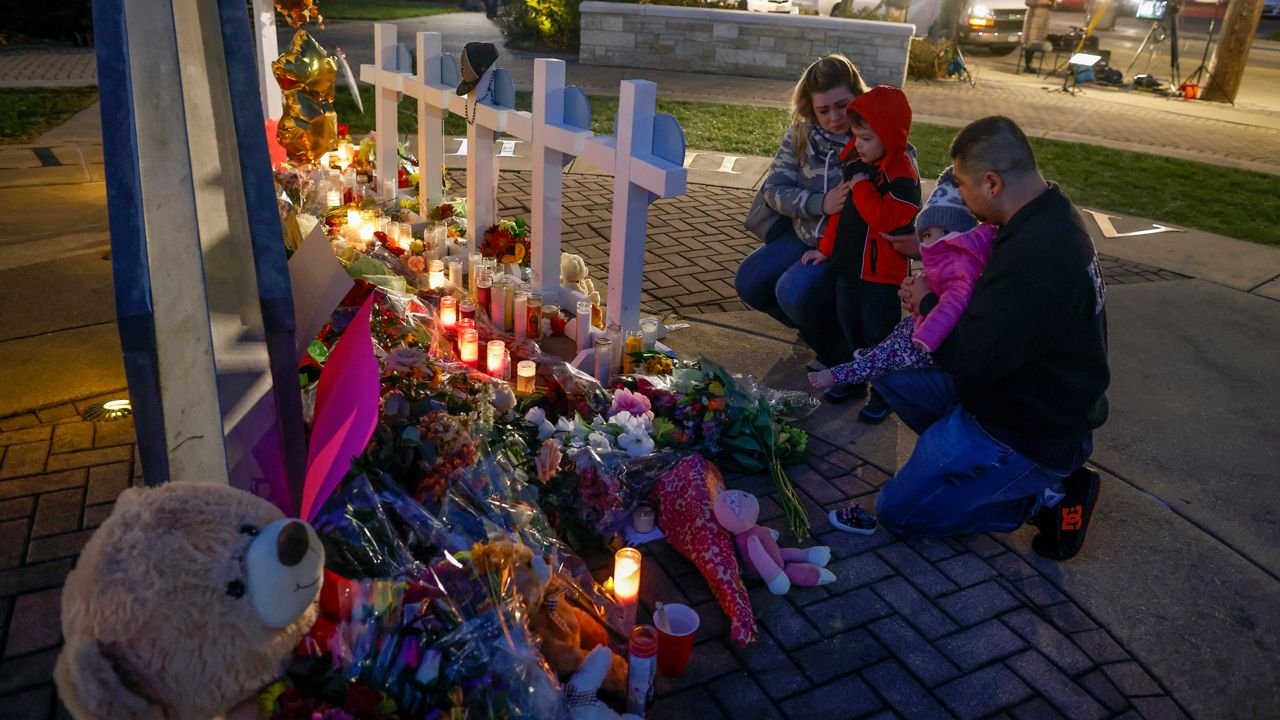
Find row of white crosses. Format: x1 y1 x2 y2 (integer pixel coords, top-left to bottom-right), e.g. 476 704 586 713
357 24 687 334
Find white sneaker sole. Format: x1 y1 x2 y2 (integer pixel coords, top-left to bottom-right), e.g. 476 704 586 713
829 509 877 534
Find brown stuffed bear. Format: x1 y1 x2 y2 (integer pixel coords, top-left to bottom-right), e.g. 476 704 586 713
471 541 628 695
55 483 325 720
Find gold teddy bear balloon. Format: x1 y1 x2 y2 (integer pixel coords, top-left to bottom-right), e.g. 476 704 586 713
275 0 323 28
272 30 338 165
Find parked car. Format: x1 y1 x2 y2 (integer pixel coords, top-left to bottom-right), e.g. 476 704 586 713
1263 0 1280 18
955 0 1027 54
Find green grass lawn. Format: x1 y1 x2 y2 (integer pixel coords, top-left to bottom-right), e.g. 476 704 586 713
310 0 461 21
339 85 1280 245
0 87 99 144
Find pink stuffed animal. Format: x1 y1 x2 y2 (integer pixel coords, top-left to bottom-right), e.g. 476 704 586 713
713 489 835 595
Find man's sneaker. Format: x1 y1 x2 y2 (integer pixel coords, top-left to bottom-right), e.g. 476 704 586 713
857 387 891 424
806 359 827 372
1032 466 1101 561
824 382 867 404
829 503 877 534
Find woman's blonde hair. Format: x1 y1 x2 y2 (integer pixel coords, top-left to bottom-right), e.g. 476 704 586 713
790 54 869 150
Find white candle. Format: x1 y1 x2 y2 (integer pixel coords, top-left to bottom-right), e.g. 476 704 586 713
641 317 659 351
490 278 507 330
487 340 506 378
516 360 535 394
428 259 445 290
613 547 641 629
346 207 361 227
326 190 340 208
513 289 528 341
358 221 374 244
447 258 463 289
468 252 483 294
576 300 593 353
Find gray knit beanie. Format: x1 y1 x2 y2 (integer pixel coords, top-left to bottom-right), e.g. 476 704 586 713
917 167 977 242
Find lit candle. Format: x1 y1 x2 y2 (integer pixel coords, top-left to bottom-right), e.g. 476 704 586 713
346 207 361 227
516 360 536 394
447 258 463 289
475 273 492 318
490 278 507 331
428 259 445 290
641 317 659 351
320 152 331 168
358 220 374 244
613 547 642 629
377 217 390 236
486 340 506 378
439 295 457 330
326 190 341 208
459 328 478 367
513 289 529 341
576 300 593 353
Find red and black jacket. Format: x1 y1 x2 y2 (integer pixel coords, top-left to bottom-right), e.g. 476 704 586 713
818 86 921 285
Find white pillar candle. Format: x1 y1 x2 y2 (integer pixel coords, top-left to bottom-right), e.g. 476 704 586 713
513 289 528 341
641 317 659 351
447 258 463 289
486 340 506 379
469 253 484 296
346 207 361 227
326 190 340 208
576 300 593 353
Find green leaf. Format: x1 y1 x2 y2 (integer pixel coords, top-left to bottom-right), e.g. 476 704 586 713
306 340 330 364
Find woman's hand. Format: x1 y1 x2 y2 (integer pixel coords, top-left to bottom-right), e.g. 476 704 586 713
882 231 920 259
822 181 851 215
809 369 836 392
801 249 829 266
898 273 933 314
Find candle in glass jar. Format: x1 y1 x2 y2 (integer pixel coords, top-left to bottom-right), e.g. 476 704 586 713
641 317 659 351
490 278 507 330
526 293 543 339
346 207 361 227
358 221 374 244
486 340 506 378
593 337 613 385
513 289 528 341
459 297 476 323
624 330 643 375
606 323 623 374
576 300 593 353
613 547 642 629
516 360 536 394
459 328 478 367
469 253 484 296
428 259 445 290
447 258 463 289
475 274 492 316
439 295 457 330
326 190 341 208
501 279 515 332
377 217 390 236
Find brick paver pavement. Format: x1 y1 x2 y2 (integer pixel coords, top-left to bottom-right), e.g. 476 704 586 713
0 174 1193 718
0 48 95 88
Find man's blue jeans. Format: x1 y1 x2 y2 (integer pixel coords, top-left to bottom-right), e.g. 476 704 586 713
874 368 1069 537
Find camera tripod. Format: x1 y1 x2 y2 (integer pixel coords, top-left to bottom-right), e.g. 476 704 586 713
1181 0 1230 104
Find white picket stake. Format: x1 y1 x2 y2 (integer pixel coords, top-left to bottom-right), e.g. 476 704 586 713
583 80 686 331
448 69 514 233
398 32 455 211
359 23 402 201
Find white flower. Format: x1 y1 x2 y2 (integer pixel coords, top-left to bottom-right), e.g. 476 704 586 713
609 409 653 436
524 407 555 441
587 431 614 452
556 416 591 440
618 429 655 457
492 383 516 413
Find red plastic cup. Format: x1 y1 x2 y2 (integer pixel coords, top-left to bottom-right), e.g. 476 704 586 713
655 603 699 678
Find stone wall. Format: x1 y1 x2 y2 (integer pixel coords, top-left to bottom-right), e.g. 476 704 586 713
579 2 914 88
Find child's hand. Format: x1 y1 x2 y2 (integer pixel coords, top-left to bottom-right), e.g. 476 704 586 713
809 369 836 391
822 181 851 215
801 250 828 265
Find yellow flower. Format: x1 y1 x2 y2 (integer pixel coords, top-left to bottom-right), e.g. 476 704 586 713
644 355 674 375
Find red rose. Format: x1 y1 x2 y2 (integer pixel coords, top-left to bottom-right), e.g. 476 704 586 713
338 122 349 137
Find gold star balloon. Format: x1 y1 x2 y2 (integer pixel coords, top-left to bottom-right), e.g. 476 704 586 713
272 30 338 165
275 0 323 28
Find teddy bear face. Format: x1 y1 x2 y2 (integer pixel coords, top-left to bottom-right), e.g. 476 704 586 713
56 483 322 720
712 489 760 533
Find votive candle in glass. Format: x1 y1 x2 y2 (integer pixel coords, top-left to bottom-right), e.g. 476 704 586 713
526 293 543 339
624 330 643 375
346 207 361 227
641 317 659 351
358 220 374 244
459 328 478 367
490 277 507 331
428 259 445 290
486 340 506 378
513 289 529 341
501 278 516 332
439 295 457 330
447 258 463 289
459 297 476 323
326 190 341 208
516 360 536 395
613 547 642 629
476 274 492 320
606 323 624 374
576 300 593 353
469 253 484 296
593 337 613 385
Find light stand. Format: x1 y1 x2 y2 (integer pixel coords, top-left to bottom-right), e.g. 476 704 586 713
1181 0 1230 104
1125 20 1167 77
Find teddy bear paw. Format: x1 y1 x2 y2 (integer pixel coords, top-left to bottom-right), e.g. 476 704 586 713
807 546 831 567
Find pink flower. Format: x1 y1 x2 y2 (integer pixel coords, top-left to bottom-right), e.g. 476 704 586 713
535 438 562 484
406 255 426 273
608 387 652 419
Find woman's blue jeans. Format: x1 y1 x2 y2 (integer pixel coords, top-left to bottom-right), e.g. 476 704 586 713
874 367 1070 538
735 229 853 367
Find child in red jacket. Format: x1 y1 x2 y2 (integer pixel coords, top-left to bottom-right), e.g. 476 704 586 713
801 85 920 418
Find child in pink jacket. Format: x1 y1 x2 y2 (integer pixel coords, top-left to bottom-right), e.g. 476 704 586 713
810 167 996 392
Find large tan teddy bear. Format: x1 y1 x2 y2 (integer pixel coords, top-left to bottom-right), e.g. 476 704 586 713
54 483 325 720
560 253 602 307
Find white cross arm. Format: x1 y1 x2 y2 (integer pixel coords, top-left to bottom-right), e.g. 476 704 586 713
447 94 513 133
359 63 404 93
584 135 685 198
400 75 452 110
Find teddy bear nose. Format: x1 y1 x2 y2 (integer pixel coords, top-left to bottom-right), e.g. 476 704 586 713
276 521 310 567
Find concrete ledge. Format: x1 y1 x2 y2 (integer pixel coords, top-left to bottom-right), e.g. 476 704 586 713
579 1 914 87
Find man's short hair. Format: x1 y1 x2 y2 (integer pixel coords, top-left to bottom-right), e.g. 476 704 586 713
950 116 1038 177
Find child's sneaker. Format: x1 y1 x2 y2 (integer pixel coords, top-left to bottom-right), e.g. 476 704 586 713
829 503 877 534
856 387 892 424
1031 466 1101 561
824 382 866 404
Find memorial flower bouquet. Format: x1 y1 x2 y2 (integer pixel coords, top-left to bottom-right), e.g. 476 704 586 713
480 217 532 268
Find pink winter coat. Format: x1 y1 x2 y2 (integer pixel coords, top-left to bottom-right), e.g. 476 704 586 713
913 223 998 353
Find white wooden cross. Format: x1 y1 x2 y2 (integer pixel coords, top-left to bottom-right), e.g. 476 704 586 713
504 59 593 302
397 32 460 212
448 66 516 233
359 23 404 202
583 80 687 331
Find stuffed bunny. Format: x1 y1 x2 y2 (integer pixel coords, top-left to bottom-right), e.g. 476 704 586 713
713 489 835 595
